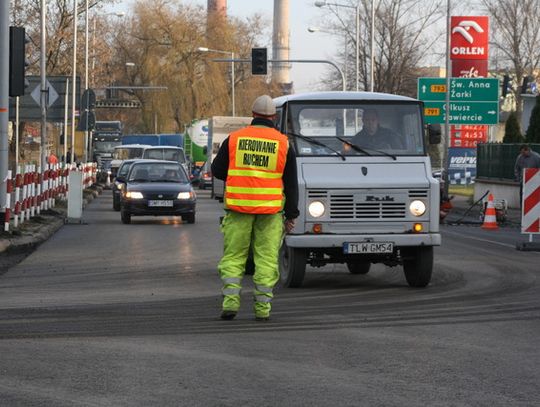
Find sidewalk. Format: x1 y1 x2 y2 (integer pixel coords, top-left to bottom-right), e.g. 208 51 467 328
0 185 104 256
444 194 522 227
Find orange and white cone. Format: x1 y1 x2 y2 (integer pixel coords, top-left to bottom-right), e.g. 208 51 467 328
482 193 499 230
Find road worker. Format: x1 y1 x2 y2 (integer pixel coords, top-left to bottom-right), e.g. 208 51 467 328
211 95 299 321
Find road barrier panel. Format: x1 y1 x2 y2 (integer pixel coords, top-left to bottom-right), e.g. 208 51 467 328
517 168 540 251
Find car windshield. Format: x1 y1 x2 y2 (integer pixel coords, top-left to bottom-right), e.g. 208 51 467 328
128 163 188 183
113 147 146 160
118 162 134 178
144 149 186 163
287 103 425 156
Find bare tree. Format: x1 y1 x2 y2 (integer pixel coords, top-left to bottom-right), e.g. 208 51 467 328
481 0 540 120
316 0 444 96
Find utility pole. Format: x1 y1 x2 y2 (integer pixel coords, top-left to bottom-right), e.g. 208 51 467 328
0 1 9 222
40 0 47 173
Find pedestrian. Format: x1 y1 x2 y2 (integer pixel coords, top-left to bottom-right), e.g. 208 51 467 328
47 152 59 165
211 95 299 321
514 144 540 207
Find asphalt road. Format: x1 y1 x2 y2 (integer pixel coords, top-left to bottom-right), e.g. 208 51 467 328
0 190 539 406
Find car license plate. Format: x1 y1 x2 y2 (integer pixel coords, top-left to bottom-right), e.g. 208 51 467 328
344 242 394 254
148 200 173 207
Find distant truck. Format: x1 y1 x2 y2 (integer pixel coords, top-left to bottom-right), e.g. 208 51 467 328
121 133 184 148
92 121 123 179
208 116 252 200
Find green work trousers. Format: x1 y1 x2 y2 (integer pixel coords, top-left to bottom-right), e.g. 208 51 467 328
218 211 284 318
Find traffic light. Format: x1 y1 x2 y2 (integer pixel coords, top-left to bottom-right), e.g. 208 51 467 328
251 48 268 75
502 74 511 98
9 26 29 97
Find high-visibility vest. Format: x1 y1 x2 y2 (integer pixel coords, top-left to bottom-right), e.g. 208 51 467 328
225 126 289 214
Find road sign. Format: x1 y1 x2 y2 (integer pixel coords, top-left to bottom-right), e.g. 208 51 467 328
30 80 59 108
450 16 489 60
418 77 499 102
422 101 498 125
9 75 81 122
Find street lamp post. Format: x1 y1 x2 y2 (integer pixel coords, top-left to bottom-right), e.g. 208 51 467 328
315 0 359 92
197 47 235 117
308 26 348 91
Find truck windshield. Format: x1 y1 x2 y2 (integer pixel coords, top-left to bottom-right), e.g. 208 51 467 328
287 102 425 156
94 141 121 153
113 148 145 160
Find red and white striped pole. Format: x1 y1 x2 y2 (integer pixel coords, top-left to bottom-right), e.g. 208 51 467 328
13 166 22 228
4 170 13 232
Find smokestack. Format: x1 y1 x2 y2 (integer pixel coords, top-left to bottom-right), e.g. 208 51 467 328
272 0 292 93
207 0 227 20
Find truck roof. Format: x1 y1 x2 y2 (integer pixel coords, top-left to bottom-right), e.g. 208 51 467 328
273 91 418 107
114 144 152 149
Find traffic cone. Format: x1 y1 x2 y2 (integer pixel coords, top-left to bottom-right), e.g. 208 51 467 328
481 193 499 230
106 172 111 187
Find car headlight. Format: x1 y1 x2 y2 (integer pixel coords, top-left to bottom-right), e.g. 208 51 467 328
409 200 426 216
126 191 143 199
177 191 194 200
308 201 325 218
116 183 124 190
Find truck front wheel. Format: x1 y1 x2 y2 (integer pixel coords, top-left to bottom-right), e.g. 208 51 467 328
402 246 433 288
279 244 306 288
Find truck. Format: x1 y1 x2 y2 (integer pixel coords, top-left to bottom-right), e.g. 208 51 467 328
270 91 441 288
121 133 184 148
92 121 123 178
208 116 252 199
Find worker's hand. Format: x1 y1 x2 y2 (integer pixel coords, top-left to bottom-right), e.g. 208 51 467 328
284 218 295 233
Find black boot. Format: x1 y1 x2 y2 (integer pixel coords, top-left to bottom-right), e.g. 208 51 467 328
220 310 237 320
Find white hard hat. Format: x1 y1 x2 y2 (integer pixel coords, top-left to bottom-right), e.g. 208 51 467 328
251 95 276 116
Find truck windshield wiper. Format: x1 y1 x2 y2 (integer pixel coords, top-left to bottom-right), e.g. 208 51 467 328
288 132 346 161
336 136 397 161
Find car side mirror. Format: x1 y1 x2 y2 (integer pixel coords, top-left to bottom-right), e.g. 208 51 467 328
427 124 442 145
116 176 125 182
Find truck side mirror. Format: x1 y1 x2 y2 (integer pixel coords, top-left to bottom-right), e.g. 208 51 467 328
427 124 441 145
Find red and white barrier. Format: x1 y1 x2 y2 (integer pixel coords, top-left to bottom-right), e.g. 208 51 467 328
2 162 95 232
522 168 540 234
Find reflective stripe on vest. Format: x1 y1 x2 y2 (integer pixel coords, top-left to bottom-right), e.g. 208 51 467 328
225 126 288 214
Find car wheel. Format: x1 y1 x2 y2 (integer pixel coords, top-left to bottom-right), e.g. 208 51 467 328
279 242 306 288
346 261 371 274
183 213 195 224
402 246 433 288
113 195 120 211
121 209 131 224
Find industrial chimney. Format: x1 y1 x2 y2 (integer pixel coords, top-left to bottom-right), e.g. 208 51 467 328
272 0 293 94
207 0 227 20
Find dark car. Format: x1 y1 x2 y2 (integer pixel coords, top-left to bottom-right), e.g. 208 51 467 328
120 160 196 224
112 159 137 211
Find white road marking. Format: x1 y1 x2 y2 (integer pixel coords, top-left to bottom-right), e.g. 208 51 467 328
442 228 535 250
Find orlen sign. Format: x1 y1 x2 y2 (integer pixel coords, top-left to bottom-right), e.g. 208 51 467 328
451 16 489 60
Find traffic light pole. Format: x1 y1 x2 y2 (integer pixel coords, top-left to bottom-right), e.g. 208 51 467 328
0 1 9 222
212 58 346 91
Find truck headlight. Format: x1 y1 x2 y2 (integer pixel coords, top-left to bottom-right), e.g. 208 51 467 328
126 191 143 199
308 201 325 218
409 200 426 216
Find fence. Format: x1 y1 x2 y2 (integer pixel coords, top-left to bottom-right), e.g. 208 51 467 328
476 143 540 181
3 162 97 232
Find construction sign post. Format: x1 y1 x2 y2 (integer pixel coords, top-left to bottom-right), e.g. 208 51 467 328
517 168 540 251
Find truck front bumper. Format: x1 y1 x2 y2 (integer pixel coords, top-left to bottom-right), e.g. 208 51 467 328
285 233 441 248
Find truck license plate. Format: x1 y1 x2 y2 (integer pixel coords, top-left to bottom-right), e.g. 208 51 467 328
148 200 173 207
344 242 394 254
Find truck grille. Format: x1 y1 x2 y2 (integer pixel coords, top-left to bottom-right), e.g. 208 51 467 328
307 189 427 220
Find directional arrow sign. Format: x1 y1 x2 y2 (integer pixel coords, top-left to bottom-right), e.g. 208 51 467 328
422 101 499 125
418 77 499 102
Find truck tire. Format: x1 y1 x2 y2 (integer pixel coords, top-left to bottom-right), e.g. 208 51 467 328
121 209 131 224
402 246 433 288
279 243 306 288
346 261 371 274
